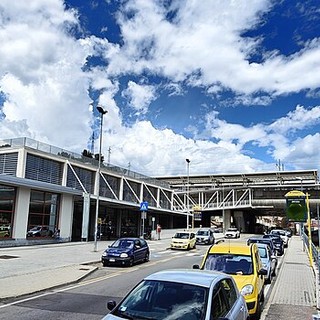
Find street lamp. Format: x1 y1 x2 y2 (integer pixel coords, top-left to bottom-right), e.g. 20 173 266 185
186 158 190 230
94 106 108 252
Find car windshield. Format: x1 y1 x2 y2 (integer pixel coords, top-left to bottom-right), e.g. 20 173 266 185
197 231 209 236
30 226 41 231
227 228 237 232
111 239 134 248
204 254 253 275
174 233 190 239
113 280 207 320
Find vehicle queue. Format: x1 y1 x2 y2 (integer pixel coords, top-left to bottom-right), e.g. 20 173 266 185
100 226 291 320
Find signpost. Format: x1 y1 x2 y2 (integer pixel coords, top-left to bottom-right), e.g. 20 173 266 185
140 202 148 238
285 190 313 267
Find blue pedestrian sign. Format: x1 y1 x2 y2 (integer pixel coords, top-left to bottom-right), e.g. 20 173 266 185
140 201 148 211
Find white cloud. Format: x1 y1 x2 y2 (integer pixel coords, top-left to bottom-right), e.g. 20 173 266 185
0 0 319 177
122 81 157 115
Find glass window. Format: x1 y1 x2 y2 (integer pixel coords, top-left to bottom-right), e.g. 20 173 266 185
0 185 15 239
211 283 229 319
204 254 253 275
221 279 237 310
27 190 60 239
113 280 207 320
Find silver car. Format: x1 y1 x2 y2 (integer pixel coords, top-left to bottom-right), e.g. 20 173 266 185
256 242 277 284
102 269 249 320
196 228 215 245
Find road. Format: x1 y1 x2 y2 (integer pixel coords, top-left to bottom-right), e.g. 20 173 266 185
0 244 206 320
0 235 283 320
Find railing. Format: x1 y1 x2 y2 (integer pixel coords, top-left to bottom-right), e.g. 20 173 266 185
0 137 169 188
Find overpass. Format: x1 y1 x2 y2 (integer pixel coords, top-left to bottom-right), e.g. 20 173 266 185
158 170 320 231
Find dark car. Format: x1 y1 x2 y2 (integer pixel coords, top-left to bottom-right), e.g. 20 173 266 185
262 234 284 256
101 237 149 267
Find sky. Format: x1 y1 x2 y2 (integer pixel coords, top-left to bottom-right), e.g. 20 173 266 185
0 0 320 177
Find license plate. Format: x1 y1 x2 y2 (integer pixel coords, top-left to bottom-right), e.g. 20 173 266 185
109 258 115 262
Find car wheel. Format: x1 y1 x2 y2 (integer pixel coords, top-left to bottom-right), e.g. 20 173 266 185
193 243 196 249
128 257 134 267
272 268 276 277
102 261 108 267
265 275 271 284
251 298 262 320
144 252 150 262
187 244 190 250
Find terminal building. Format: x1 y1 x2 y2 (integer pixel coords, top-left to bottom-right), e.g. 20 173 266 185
0 137 319 246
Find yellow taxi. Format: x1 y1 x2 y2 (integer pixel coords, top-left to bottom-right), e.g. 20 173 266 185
194 242 267 319
170 231 196 250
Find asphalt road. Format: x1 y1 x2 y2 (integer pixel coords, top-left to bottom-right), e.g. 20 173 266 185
0 235 281 320
0 244 206 320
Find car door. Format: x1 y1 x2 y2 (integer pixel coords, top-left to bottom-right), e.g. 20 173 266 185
210 278 247 320
133 239 146 262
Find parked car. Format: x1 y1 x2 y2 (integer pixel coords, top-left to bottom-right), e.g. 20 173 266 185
101 237 149 267
225 227 240 238
26 226 53 237
102 269 249 320
246 237 277 258
270 229 289 247
194 242 267 319
0 224 10 237
256 243 277 284
196 228 215 245
170 231 196 250
263 234 284 256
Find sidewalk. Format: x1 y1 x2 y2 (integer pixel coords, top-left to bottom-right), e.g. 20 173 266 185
261 235 318 319
0 230 178 300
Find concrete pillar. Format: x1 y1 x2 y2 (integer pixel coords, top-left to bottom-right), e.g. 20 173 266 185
13 187 30 239
223 209 232 232
59 193 74 241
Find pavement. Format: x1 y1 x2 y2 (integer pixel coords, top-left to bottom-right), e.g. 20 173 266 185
261 235 318 320
0 232 319 320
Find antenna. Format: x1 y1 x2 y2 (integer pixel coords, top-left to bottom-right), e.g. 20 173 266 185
107 147 111 165
90 132 95 154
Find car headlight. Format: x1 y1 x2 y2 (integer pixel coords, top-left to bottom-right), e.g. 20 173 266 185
120 253 128 258
102 252 107 257
241 284 254 296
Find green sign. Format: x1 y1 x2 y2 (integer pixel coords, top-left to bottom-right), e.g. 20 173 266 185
286 197 307 222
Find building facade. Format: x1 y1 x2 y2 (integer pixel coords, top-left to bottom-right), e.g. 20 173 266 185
0 138 186 246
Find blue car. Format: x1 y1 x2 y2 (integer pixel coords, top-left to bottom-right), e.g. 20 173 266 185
101 237 150 267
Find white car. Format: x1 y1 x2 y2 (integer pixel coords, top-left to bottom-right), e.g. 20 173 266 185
225 227 240 238
102 269 249 320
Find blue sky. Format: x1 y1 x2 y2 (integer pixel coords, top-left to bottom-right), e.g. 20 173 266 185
0 0 320 176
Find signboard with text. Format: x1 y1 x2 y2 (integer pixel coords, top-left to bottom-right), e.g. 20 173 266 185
285 196 307 222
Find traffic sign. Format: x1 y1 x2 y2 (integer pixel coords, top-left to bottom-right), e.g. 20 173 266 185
140 201 148 211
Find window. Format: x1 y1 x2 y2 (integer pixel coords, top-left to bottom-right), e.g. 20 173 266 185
211 282 229 319
27 190 60 238
0 185 15 239
221 279 237 311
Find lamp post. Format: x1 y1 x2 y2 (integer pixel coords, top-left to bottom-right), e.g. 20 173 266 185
94 106 108 252
186 159 190 230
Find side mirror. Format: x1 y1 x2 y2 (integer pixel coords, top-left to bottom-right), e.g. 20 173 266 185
107 300 117 310
258 268 268 276
193 264 200 269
